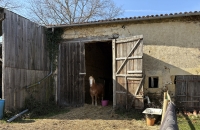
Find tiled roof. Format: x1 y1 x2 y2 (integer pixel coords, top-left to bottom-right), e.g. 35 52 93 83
46 11 200 28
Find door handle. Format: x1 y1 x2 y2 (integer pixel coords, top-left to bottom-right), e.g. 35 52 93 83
79 73 86 75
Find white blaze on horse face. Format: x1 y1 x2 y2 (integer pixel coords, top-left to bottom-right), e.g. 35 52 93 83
89 78 93 87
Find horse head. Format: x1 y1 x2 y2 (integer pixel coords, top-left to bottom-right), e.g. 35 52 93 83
89 76 95 87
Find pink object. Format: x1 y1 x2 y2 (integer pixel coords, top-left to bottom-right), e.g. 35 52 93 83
101 100 109 106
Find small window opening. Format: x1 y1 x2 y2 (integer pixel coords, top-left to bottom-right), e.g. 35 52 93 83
148 77 159 88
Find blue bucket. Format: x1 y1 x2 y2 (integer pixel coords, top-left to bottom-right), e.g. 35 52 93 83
0 99 5 119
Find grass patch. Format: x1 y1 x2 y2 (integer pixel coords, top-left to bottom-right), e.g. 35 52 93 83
177 113 200 130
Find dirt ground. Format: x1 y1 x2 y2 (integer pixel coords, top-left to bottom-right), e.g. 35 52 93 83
0 104 160 130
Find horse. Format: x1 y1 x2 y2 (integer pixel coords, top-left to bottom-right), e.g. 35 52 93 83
89 76 104 106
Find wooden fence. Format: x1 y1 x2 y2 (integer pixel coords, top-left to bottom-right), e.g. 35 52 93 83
2 9 51 110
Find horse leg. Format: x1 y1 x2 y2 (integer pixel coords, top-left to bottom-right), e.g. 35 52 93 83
91 95 94 105
95 95 97 106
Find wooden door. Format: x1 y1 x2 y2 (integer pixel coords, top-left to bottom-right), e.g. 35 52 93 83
58 41 85 107
175 75 200 109
112 35 144 109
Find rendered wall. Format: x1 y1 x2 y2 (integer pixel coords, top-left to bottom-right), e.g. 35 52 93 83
62 17 200 98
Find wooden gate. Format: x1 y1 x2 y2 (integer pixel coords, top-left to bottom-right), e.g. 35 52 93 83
58 41 85 107
175 75 200 109
112 35 144 109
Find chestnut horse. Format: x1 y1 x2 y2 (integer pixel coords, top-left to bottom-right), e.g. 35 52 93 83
89 76 104 106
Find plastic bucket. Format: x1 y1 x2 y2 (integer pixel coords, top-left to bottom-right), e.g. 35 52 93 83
146 117 155 126
101 100 109 106
0 99 5 119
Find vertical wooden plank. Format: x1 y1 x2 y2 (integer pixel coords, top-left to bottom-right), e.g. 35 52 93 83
77 42 81 105
127 40 134 108
65 43 68 105
20 17 24 69
14 14 19 68
10 12 16 68
27 19 31 70
14 69 21 108
193 76 198 108
6 68 11 109
117 42 122 106
38 26 42 70
57 44 61 104
123 39 127 108
9 68 15 109
60 44 64 104
79 42 85 106
44 31 50 71
61 44 66 105
133 40 138 72
24 19 28 69
28 22 33 69
5 10 11 67
188 76 194 108
2 68 9 108
20 69 27 108
31 22 36 70
40 28 44 70
116 41 120 106
64 44 68 105
35 24 40 70
18 15 24 69
128 40 133 74
71 42 75 106
112 39 116 108
138 37 143 71
73 42 79 106
69 43 72 105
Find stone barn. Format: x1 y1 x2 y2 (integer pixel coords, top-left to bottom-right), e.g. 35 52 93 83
49 11 200 110
1 8 200 111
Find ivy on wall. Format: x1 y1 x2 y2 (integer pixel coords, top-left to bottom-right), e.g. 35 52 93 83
45 28 63 71
24 28 63 113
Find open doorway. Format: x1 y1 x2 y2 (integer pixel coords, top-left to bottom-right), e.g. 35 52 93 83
85 41 113 104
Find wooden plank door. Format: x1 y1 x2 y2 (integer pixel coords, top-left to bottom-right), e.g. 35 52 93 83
175 75 200 109
112 35 144 109
58 41 85 107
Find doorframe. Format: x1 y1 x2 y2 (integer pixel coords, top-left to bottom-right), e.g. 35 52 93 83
57 36 112 105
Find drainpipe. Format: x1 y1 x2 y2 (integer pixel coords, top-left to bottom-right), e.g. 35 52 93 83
26 63 53 88
7 109 28 123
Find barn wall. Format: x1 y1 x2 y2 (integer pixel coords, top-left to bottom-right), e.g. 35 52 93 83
62 16 200 100
2 10 51 110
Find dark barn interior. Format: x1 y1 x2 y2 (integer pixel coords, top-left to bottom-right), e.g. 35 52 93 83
85 41 113 104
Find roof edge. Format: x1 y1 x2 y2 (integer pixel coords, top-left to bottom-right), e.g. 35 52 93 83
46 11 200 28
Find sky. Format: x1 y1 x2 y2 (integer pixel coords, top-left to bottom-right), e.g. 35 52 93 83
4 0 200 22
114 0 200 18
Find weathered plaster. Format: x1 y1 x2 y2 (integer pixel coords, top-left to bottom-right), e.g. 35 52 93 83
62 18 200 95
